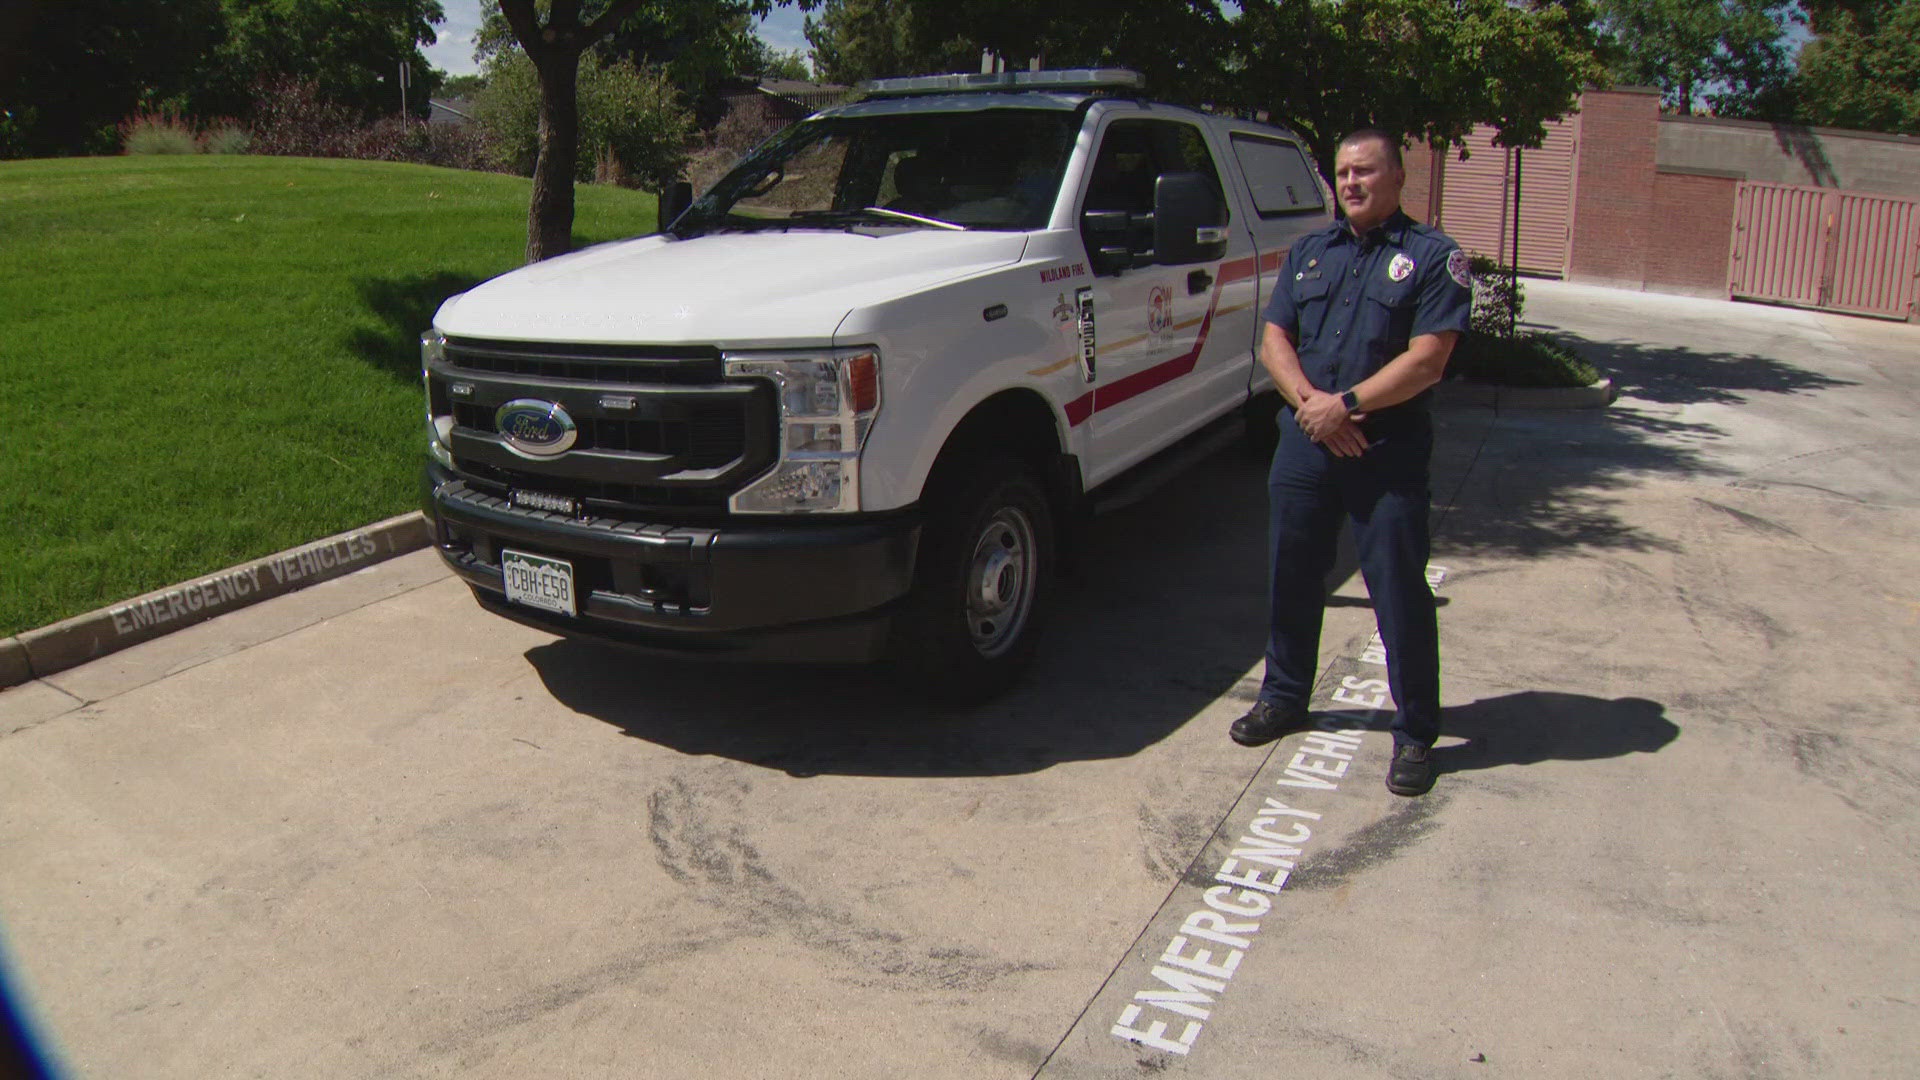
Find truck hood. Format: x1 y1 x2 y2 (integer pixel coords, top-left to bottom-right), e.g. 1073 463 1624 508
435 229 1030 346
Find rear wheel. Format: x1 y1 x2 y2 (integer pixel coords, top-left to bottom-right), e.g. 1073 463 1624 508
892 455 1054 703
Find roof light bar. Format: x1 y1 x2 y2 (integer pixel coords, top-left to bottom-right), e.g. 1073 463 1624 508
863 69 1145 97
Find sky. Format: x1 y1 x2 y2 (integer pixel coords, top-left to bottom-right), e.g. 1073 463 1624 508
420 0 810 78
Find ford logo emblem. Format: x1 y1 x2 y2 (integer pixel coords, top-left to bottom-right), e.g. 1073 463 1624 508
495 399 578 458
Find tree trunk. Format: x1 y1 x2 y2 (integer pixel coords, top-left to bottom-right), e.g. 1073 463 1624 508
527 50 582 263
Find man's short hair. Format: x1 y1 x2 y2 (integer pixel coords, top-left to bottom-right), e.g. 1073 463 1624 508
1338 128 1404 170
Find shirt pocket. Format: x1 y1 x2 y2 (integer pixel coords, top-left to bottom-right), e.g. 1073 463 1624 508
1293 274 1333 335
1362 280 1418 341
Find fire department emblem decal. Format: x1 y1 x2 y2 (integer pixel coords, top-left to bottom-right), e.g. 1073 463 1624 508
1147 285 1174 335
1388 253 1416 282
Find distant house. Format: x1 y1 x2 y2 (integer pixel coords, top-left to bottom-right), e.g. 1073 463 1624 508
716 78 854 135
427 98 474 127
755 79 855 119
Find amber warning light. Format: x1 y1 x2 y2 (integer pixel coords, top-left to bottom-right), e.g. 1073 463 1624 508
849 352 879 413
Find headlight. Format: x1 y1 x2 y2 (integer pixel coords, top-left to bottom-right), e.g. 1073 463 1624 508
421 331 454 468
725 348 880 513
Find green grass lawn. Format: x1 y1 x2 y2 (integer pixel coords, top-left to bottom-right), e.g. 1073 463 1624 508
0 155 659 637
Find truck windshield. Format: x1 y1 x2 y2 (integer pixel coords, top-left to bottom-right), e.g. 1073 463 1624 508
676 108 1078 235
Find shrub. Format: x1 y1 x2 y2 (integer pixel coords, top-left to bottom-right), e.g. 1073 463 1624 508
1468 253 1526 338
1450 330 1599 387
120 111 201 155
200 123 252 154
351 116 492 171
474 50 692 191
247 76 361 158
246 76 491 171
687 97 791 194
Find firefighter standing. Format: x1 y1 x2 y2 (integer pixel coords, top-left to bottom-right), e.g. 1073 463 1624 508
1231 128 1472 797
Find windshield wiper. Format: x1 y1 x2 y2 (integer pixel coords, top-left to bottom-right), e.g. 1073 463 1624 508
787 207 967 232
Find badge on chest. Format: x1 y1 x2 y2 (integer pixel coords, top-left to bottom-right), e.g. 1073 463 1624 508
1388 252 1415 282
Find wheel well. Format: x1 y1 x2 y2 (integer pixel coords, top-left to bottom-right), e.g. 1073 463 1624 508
925 389 1086 572
930 390 1065 483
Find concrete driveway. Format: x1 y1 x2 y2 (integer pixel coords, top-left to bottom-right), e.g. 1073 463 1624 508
3 282 1916 1079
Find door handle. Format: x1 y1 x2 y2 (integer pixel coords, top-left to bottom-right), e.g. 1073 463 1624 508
1188 269 1214 295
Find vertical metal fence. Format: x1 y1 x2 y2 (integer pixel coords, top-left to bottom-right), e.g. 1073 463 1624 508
1730 182 1920 319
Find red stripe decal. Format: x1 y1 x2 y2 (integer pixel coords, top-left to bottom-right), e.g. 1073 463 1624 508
1063 246 1287 427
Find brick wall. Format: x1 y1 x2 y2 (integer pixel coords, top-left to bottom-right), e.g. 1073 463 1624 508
1567 88 1661 288
1645 171 1738 297
1402 145 1438 223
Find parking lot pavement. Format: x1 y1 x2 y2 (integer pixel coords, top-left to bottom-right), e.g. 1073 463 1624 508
4 284 1918 1079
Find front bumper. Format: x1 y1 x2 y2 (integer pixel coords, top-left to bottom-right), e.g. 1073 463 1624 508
421 461 920 661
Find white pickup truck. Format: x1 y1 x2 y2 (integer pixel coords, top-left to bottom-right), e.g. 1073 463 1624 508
420 68 1331 698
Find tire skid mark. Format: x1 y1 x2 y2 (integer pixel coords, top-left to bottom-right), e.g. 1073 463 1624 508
1286 793 1449 892
647 771 1047 993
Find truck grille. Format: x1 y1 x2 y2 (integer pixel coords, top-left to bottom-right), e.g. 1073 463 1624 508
432 337 775 520
451 402 745 468
444 338 723 384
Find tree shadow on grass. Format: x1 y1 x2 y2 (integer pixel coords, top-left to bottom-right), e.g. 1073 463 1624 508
347 271 489 382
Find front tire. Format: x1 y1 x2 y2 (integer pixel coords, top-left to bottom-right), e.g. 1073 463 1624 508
891 455 1054 703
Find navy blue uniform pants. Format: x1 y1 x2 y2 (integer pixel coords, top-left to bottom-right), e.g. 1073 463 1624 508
1261 415 1440 747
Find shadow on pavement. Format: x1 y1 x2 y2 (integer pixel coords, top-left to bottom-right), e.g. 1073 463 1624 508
521 320 1825 773
1433 329 1856 560
527 445 1281 777
1432 692 1679 776
1548 335 1854 407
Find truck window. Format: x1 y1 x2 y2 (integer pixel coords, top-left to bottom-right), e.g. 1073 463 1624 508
1083 118 1227 218
685 109 1079 232
1229 135 1325 216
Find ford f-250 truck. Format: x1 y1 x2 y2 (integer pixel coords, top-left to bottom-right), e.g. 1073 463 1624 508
419 68 1331 699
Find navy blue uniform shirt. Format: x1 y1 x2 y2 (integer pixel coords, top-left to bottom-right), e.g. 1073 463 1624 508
1263 209 1471 435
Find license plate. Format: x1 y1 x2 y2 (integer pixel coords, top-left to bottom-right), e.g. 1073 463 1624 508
501 549 576 617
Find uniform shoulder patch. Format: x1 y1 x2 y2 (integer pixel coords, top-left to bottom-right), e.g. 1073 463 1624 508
1447 249 1472 289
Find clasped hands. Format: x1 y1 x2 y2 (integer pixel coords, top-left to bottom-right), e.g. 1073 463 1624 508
1294 389 1369 457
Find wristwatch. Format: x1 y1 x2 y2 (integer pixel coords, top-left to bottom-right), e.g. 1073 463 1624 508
1340 389 1361 413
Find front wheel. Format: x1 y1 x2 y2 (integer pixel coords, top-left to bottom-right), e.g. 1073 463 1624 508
891 455 1054 704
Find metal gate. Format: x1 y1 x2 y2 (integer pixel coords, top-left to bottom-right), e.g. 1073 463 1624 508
1433 118 1577 277
1729 182 1920 319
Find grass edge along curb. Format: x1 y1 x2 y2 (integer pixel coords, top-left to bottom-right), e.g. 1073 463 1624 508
0 512 430 690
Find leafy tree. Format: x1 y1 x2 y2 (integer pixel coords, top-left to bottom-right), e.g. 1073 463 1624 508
804 0 1229 99
1794 0 1920 134
474 48 692 188
479 1 781 122
804 0 975 84
759 48 815 81
1229 0 1605 182
1593 0 1797 116
0 0 224 158
486 0 792 261
439 73 489 98
914 0 1233 101
197 0 447 121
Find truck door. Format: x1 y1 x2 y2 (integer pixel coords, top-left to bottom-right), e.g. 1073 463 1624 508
1219 131 1330 394
1077 117 1254 485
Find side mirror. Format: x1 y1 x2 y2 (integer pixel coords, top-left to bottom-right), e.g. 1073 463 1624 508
1154 172 1229 265
660 181 694 230
1080 209 1136 276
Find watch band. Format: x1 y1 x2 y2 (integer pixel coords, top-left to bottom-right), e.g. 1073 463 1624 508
1340 389 1361 413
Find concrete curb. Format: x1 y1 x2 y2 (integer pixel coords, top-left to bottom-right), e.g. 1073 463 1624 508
1434 376 1617 409
0 512 431 691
